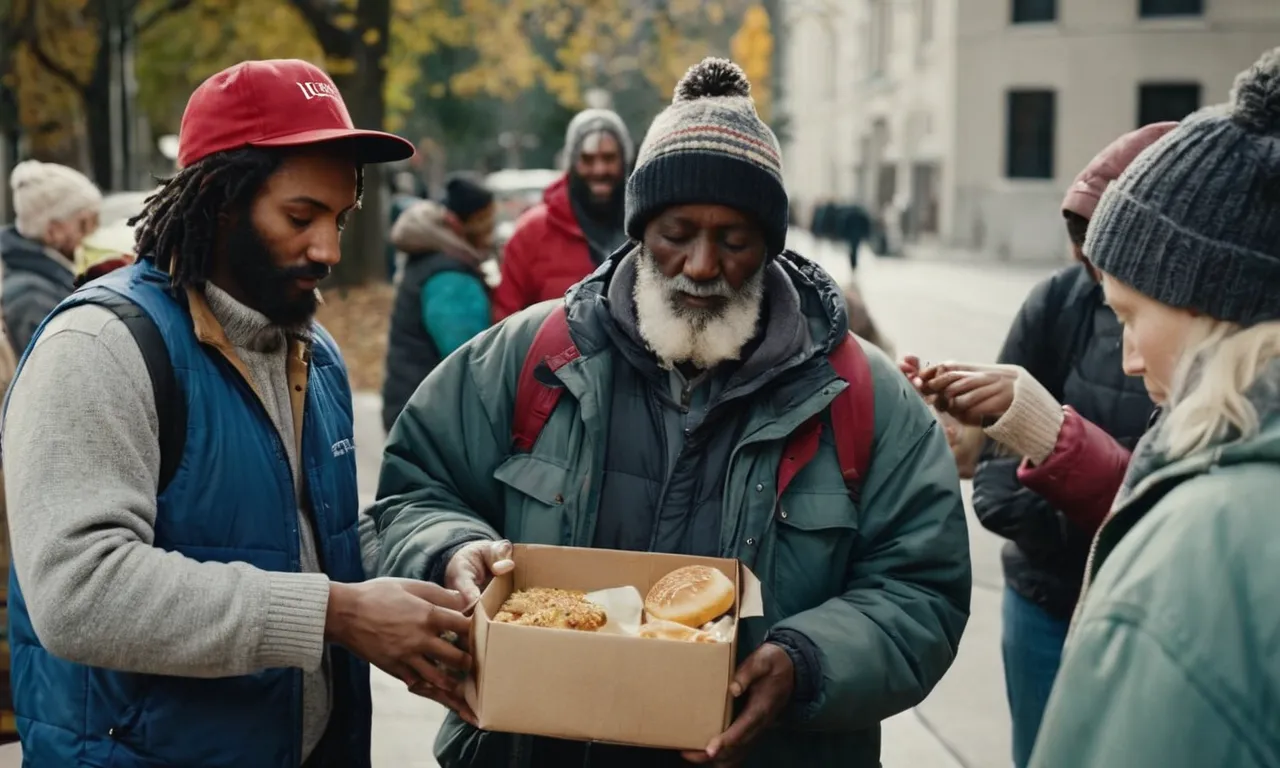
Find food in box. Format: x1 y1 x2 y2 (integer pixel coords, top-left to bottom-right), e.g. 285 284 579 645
492 564 738 643
465 544 763 750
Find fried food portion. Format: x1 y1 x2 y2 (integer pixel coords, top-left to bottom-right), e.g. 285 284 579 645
493 587 607 631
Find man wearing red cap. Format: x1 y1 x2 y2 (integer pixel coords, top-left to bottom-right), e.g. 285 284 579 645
1 60 472 767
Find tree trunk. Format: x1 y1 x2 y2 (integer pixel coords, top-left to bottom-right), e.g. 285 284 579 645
330 0 392 287
84 48 115 190
287 0 393 286
331 57 389 287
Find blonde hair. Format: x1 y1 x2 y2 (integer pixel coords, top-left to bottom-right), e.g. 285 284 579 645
1162 319 1280 459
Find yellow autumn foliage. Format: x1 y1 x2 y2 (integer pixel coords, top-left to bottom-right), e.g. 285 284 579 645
8 0 98 159
12 0 769 151
449 0 756 110
133 0 324 130
730 3 773 120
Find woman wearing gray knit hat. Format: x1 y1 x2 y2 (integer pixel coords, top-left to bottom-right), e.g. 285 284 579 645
378 57 971 768
927 47 1280 766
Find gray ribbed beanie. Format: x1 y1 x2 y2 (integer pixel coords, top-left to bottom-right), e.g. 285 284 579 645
625 58 788 256
564 109 635 166
1086 46 1280 326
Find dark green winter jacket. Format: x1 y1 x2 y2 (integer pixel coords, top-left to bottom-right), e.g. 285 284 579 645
371 250 971 767
1030 360 1280 768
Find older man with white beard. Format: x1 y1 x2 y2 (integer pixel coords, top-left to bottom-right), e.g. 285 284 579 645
371 58 971 768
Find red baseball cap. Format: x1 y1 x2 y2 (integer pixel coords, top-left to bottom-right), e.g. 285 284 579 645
177 59 415 169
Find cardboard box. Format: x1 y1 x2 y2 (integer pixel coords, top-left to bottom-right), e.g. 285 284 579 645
465 543 763 750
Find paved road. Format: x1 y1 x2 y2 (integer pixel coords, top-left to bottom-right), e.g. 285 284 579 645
355 233 1054 768
0 236 1052 768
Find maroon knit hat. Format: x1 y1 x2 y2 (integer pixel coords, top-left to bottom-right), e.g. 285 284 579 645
1062 122 1179 220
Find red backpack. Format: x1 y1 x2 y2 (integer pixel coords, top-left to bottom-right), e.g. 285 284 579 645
512 305 876 503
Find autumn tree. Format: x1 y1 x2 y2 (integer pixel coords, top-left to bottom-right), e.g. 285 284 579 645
135 0 323 135
442 0 754 120
7 0 193 187
730 4 773 121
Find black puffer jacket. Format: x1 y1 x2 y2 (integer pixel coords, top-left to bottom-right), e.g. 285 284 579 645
972 264 1153 621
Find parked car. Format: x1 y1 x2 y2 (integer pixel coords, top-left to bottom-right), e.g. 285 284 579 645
484 168 560 251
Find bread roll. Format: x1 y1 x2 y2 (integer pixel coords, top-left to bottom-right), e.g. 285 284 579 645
645 565 735 628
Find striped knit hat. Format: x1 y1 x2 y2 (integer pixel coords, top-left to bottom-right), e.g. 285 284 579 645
625 58 788 256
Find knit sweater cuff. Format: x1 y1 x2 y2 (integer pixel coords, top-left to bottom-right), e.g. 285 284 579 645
983 369 1066 465
256 572 332 672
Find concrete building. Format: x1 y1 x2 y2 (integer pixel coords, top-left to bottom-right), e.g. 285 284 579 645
779 0 861 212
780 0 1280 262
953 0 1280 262
781 0 957 248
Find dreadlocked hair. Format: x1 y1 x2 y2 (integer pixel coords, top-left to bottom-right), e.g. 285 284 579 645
129 146 365 287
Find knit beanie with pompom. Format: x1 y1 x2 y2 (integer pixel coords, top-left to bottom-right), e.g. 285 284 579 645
625 57 788 256
10 160 102 242
1085 46 1280 326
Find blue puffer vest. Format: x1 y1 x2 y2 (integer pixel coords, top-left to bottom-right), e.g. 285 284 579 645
6 261 371 767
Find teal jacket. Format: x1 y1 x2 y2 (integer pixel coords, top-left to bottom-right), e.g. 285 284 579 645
372 252 971 767
1031 362 1280 767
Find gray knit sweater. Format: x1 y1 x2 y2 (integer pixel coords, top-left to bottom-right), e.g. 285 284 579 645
2 285 333 761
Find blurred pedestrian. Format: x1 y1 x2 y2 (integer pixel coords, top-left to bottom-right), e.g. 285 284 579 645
841 203 872 271
73 220 138 287
382 174 496 432
385 164 430 283
1 160 101 357
491 108 633 320
2 59 473 767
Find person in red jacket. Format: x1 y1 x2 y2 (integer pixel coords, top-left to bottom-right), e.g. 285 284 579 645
491 109 634 320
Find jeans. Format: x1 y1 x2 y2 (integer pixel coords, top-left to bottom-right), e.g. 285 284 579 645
1001 586 1070 768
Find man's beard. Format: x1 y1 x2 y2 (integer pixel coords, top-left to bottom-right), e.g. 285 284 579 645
632 246 766 371
223 217 330 328
568 170 624 224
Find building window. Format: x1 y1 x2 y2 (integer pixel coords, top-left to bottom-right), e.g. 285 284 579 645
1139 0 1203 17
920 0 935 43
1011 0 1056 23
1006 90 1055 179
1138 83 1201 126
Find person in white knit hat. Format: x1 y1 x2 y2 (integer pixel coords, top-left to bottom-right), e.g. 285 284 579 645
1 159 102 356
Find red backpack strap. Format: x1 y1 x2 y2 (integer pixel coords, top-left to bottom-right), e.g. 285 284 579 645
828 333 875 495
512 304 580 452
777 333 876 502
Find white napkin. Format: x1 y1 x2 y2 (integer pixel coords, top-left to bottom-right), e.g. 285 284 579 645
585 586 645 636
584 586 734 643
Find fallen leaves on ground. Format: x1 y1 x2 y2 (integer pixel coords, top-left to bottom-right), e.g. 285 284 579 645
315 283 394 393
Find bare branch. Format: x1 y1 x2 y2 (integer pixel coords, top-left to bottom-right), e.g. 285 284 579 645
18 2 85 93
